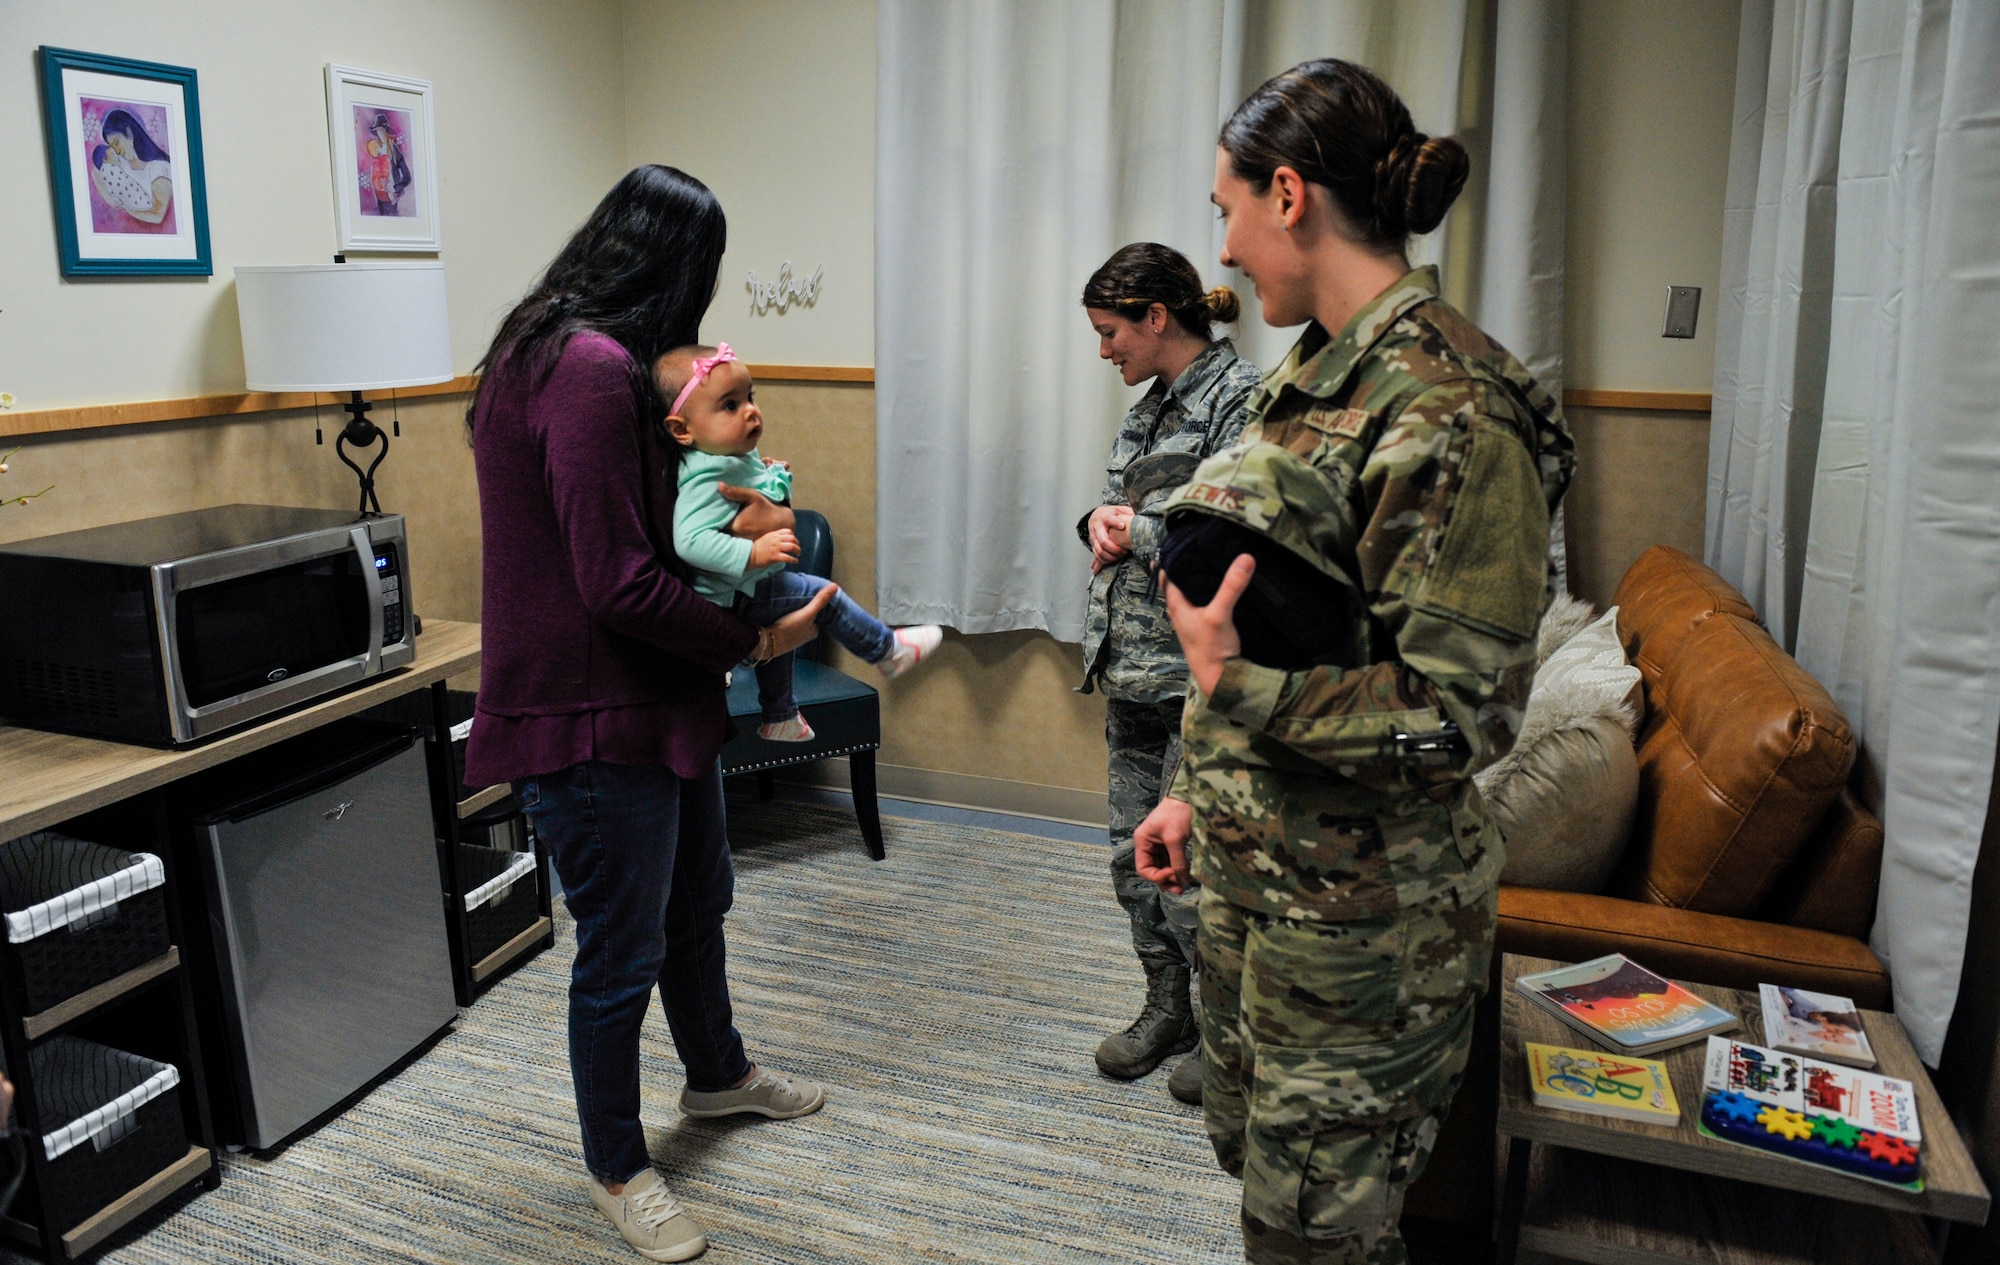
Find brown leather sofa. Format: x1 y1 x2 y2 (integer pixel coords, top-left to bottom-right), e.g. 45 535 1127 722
1406 545 1891 1230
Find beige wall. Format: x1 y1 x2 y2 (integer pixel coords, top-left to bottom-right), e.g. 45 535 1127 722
0 0 627 409
1559 0 1739 607
756 382 1110 806
0 396 482 627
622 0 876 367
1563 407 1710 607
619 0 1108 806
763 0 1747 802
6 1 1742 817
1564 0 1740 392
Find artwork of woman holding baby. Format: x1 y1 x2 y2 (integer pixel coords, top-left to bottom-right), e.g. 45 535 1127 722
362 111 413 216
87 107 174 229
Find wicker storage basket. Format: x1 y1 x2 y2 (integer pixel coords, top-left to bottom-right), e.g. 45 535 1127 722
0 833 170 1015
10 1036 187 1234
457 841 538 966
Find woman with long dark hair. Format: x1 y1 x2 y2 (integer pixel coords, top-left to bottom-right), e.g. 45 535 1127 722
1134 61 1573 1263
464 165 831 1263
1075 243 1257 1104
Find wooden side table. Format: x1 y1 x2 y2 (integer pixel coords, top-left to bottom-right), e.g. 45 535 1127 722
1495 954 1989 1265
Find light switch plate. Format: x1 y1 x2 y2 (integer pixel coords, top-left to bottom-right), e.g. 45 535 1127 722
1664 285 1701 338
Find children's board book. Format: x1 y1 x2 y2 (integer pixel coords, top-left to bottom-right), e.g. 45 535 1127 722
1759 983 1877 1068
1525 1043 1680 1125
1515 955 1739 1055
1698 1036 1922 1189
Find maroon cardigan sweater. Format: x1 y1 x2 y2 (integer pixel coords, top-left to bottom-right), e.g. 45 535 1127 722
463 332 758 787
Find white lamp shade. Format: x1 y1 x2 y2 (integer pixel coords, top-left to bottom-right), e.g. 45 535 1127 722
236 261 453 391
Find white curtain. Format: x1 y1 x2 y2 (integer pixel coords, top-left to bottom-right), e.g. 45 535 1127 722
1708 0 1850 650
876 0 1506 639
1710 0 2000 1065
1477 0 1570 587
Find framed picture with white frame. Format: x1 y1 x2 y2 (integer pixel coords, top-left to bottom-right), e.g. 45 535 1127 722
324 64 441 253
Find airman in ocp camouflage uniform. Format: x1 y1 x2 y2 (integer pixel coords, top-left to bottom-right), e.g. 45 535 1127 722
1164 265 1574 1264
1078 337 1259 1080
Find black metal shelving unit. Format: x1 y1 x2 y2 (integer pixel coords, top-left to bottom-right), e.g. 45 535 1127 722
367 686 555 1005
0 794 218 1263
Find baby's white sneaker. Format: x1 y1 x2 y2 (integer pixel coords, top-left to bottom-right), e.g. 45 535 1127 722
757 714 815 742
879 625 943 679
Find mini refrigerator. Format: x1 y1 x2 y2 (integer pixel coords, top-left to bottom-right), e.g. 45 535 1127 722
174 718 456 1151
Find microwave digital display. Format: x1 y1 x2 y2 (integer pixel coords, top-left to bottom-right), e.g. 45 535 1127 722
174 554 373 708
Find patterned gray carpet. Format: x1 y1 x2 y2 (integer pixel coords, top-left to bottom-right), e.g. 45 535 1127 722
62 799 1244 1264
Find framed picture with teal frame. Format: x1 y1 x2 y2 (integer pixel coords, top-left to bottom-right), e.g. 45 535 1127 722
38 46 212 277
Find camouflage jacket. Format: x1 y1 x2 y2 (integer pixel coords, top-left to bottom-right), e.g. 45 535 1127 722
1167 266 1575 921
1078 338 1260 702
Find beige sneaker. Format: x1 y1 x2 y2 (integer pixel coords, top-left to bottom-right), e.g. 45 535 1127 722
756 713 815 742
679 1067 827 1120
587 1169 708 1261
879 625 942 679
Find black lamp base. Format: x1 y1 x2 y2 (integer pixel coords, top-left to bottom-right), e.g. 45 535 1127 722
334 389 389 516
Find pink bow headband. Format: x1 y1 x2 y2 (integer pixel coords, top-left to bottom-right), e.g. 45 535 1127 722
669 342 738 417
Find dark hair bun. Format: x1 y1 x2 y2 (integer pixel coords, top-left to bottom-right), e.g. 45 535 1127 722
1082 243 1234 337
1375 132 1469 238
1401 135 1470 235
1223 59 1474 253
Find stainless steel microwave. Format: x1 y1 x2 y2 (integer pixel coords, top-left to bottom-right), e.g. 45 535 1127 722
0 505 414 745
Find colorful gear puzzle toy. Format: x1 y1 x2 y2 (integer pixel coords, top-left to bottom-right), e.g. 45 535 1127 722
1856 1132 1920 1167
1709 1091 1763 1126
1701 1091 1922 1186
1757 1105 1816 1140
1811 1115 1862 1149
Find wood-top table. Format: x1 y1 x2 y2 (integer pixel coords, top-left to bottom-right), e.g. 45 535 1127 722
1496 953 1989 1265
0 619 479 841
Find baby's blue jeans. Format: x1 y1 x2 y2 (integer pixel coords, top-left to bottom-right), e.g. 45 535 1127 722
734 570 894 721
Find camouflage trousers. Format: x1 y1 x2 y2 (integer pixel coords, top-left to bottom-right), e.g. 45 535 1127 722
1197 880 1498 1265
1106 697 1201 972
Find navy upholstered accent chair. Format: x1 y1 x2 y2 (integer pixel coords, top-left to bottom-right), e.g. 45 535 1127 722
718 509 885 859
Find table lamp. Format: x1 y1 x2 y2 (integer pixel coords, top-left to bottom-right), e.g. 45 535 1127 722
236 261 452 516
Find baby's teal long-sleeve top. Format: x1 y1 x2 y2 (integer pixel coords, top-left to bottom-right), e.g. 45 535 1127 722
672 448 796 604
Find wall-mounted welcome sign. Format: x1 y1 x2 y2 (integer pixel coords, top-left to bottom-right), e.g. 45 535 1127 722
747 261 823 315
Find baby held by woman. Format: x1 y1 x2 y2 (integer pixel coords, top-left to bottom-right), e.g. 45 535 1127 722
657 343 941 741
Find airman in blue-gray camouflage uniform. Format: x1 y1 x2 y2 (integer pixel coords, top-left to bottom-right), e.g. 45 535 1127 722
1079 337 1259 1083
1165 266 1573 1263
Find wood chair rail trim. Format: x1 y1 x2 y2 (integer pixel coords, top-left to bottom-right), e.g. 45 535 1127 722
1563 388 1713 412
6 371 1707 440
1 365 877 439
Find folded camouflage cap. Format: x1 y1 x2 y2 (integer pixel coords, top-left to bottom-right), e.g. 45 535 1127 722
1121 449 1204 512
1161 439 1363 593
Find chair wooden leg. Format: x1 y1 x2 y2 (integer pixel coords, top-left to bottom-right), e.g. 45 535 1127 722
756 769 776 800
850 750 886 861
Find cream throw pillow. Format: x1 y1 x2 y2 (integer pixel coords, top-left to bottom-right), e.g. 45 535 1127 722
1476 601 1643 892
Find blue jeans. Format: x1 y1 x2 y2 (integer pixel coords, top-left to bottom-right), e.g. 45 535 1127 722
518 759 752 1183
736 570 894 721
